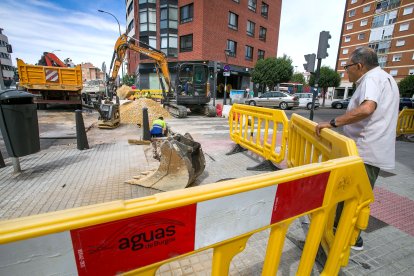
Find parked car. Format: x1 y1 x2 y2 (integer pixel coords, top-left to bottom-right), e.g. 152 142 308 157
245 91 299 110
399 97 413 110
294 93 320 110
331 98 350 109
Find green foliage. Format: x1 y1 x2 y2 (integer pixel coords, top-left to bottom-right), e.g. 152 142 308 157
252 55 293 88
290 73 306 85
308 66 341 89
398 75 414 97
122 74 136 86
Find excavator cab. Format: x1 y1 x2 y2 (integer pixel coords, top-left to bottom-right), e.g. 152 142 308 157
175 63 210 103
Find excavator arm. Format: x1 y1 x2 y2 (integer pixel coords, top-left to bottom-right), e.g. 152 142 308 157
108 34 172 98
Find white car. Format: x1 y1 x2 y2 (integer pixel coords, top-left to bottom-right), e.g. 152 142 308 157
245 91 299 110
294 93 320 110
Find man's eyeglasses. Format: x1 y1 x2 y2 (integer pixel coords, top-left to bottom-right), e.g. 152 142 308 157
343 63 359 71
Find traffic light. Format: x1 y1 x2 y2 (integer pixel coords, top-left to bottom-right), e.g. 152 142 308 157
317 31 331 59
303 54 316 73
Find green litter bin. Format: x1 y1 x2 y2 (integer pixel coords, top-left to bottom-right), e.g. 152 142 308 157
0 90 40 157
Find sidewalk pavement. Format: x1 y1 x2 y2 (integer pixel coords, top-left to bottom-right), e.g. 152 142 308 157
0 113 413 275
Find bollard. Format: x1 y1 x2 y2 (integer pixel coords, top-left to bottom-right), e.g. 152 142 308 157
75 110 89 150
116 96 120 105
0 150 5 168
142 107 151 141
11 157 21 173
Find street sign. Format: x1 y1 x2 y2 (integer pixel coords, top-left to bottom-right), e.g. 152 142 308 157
223 64 230 72
223 71 230 77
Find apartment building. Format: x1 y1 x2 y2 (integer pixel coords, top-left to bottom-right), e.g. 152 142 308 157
125 0 281 94
0 28 14 89
335 0 414 98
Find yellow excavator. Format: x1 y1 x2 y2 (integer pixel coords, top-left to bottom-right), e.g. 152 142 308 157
107 34 216 118
104 34 208 191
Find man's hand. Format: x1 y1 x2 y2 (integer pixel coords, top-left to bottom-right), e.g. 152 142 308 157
316 122 332 136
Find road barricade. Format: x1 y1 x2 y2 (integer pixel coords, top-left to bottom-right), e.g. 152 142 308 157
228 104 289 164
396 109 414 137
132 89 164 100
0 156 373 275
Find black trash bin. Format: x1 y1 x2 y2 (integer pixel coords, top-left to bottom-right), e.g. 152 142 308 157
0 90 40 157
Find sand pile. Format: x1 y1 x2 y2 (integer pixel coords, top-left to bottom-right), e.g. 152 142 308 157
116 85 134 100
120 98 171 125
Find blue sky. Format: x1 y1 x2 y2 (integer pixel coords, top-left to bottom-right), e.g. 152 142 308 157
1 0 345 73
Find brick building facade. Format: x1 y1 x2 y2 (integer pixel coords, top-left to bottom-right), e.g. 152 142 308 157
335 0 414 99
125 0 281 95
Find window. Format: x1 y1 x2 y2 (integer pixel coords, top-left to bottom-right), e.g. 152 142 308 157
127 20 134 33
358 33 365 40
351 0 357 4
409 69 414 75
140 8 156 32
245 45 253 60
389 69 398 76
233 0 240 2
342 48 349 54
139 35 157 49
180 34 193 52
392 54 402 61
345 36 351 42
363 4 371 13
227 40 237 56
360 19 368 26
340 72 345 78
347 23 353 30
396 40 405 47
399 23 409 31
261 2 269 18
180 3 193 24
403 6 413 15
258 49 265 60
341 61 347 66
259 26 267 41
161 34 178 57
139 0 156 3
248 0 257 12
228 12 238 30
127 2 133 15
349 10 356 17
247 20 255 36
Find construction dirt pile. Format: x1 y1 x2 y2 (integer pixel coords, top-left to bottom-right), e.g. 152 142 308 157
120 98 171 125
116 85 134 100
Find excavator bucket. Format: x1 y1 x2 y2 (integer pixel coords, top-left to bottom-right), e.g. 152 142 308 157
126 133 205 191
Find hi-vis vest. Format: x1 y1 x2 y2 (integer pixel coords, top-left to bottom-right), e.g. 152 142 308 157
151 119 166 134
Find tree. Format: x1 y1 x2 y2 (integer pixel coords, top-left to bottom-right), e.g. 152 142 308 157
122 74 136 86
251 55 293 91
309 66 341 106
398 75 414 98
290 73 306 85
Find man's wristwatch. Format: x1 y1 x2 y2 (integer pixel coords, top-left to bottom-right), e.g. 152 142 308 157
330 118 338 128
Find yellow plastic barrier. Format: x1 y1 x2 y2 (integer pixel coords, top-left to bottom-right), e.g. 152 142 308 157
132 89 164 99
396 109 414 136
0 157 373 276
228 104 289 163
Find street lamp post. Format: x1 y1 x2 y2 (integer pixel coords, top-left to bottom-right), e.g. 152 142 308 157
223 49 231 105
98 9 123 90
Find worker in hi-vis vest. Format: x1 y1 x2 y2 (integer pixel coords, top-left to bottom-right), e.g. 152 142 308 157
150 116 167 137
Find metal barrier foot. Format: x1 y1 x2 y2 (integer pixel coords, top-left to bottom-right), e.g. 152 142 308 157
246 160 281 171
397 135 414 142
225 144 247 155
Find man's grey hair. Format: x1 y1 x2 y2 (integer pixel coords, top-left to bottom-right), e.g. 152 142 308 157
350 47 379 69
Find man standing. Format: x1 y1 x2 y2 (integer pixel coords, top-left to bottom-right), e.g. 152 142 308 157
316 47 399 250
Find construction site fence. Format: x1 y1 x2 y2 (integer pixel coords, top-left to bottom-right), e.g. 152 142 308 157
0 156 373 276
396 108 414 136
228 104 289 164
132 89 163 99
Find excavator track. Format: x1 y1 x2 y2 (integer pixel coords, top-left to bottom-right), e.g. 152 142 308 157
165 104 188 118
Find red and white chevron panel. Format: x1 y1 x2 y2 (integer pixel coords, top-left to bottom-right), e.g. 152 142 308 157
45 69 59 82
0 173 329 275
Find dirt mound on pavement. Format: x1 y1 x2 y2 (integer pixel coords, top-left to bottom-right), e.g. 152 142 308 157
120 98 170 125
